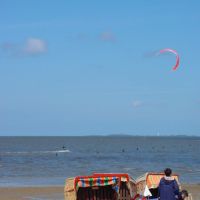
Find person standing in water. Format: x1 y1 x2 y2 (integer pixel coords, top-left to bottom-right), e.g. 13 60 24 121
158 168 179 200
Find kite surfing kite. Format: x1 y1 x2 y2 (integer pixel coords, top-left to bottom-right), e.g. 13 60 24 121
158 48 180 71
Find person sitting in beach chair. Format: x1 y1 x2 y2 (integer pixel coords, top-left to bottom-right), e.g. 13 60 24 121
177 190 189 200
158 168 179 200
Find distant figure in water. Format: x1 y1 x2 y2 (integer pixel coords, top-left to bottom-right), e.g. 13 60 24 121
62 145 66 150
122 149 125 153
136 147 139 151
158 168 179 200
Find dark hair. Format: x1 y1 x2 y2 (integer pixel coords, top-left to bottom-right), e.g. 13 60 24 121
182 190 189 197
164 168 172 177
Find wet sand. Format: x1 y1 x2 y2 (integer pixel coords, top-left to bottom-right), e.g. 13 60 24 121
0 184 199 200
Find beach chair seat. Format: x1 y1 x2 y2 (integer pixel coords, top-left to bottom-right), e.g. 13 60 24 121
77 185 117 200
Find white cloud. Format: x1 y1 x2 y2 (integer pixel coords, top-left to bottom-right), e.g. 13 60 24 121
132 100 143 108
0 37 47 57
100 31 116 43
23 38 47 55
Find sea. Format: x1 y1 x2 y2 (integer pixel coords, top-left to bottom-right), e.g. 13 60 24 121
0 136 199 187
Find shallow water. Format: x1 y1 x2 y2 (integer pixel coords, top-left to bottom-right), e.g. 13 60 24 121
0 136 199 186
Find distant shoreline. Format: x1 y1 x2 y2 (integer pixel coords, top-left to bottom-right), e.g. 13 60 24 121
0 135 199 137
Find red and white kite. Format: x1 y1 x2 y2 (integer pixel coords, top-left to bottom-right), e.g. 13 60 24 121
159 48 180 71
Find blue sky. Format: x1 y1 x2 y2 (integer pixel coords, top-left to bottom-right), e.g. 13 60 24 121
0 1 199 136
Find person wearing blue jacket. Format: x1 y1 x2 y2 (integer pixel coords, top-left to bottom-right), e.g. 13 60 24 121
158 168 179 200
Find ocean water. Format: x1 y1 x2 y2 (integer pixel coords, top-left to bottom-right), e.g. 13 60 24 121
0 136 199 187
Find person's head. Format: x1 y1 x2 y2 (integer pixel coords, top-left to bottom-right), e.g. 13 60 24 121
164 168 172 177
181 190 189 199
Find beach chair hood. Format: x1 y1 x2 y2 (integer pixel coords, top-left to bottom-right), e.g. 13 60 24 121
75 176 119 192
136 172 180 197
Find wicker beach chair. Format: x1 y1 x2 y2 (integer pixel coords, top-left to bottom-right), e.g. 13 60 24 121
64 173 137 200
64 177 76 200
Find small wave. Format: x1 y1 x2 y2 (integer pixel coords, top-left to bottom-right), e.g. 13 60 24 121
24 197 44 200
123 167 133 171
0 149 70 155
39 149 71 153
55 150 70 153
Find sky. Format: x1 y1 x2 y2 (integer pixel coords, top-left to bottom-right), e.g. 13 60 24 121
0 1 200 136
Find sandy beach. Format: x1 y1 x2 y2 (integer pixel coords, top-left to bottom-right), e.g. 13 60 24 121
0 184 199 200
0 186 64 200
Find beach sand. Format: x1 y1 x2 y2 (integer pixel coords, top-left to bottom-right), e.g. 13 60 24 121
0 186 64 200
0 184 199 200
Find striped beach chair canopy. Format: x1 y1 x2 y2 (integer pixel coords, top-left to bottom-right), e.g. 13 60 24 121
74 175 119 191
92 173 132 183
